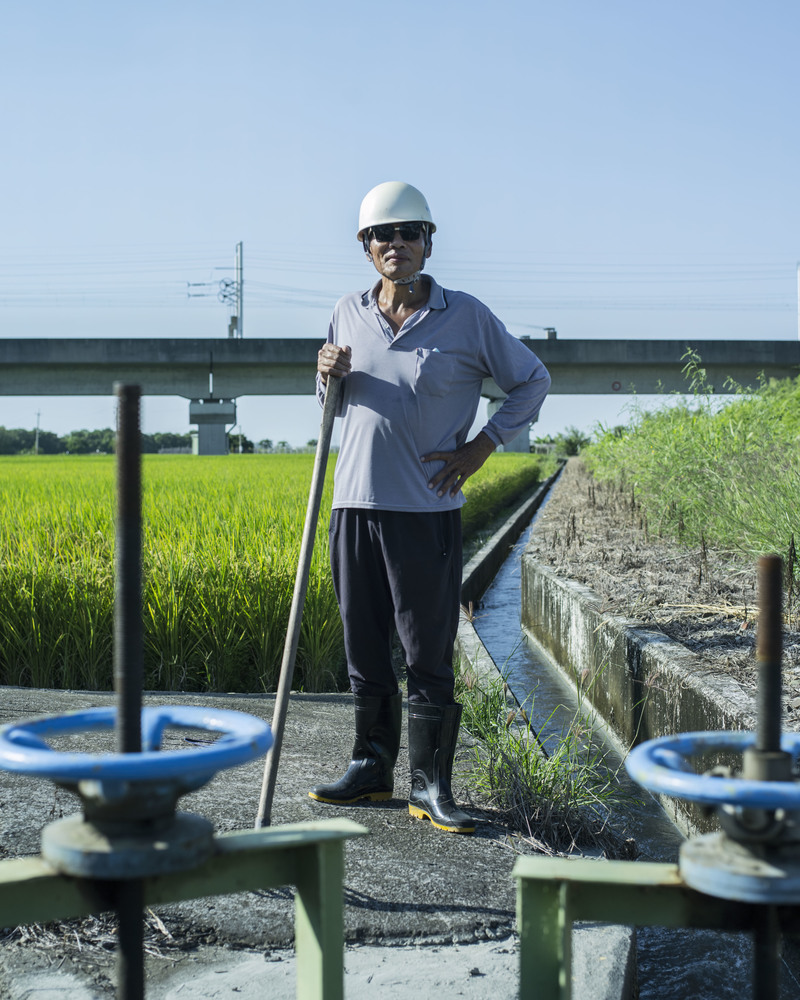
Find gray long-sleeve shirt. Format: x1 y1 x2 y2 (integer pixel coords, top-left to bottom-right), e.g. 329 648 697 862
318 275 551 512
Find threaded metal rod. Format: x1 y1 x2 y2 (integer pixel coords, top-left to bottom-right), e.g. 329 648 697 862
753 904 781 1000
114 384 143 755
113 383 145 1000
756 555 783 754
116 880 145 1000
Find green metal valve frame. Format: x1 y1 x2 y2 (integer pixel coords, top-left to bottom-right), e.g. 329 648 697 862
0 818 367 1000
514 856 800 1000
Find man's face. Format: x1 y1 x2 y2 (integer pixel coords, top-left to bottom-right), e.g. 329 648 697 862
368 223 432 281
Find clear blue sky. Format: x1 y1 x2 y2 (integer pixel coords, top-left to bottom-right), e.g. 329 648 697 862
1 1 798 446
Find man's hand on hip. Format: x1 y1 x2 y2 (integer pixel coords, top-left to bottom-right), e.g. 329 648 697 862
421 432 497 498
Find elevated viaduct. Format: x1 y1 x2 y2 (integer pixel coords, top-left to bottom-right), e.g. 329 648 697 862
1 337 797 451
1 337 796 398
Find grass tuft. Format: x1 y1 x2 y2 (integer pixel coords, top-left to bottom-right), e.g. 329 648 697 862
455 661 637 857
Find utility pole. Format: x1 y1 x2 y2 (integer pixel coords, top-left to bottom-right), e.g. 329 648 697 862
35 411 40 455
187 244 243 337
225 242 243 338
235 241 243 339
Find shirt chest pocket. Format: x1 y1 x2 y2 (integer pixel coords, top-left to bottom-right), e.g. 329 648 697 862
413 349 457 397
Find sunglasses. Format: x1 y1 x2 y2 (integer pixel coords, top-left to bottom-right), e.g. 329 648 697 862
369 222 425 243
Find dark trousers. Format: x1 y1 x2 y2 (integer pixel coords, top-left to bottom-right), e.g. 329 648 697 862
329 508 462 705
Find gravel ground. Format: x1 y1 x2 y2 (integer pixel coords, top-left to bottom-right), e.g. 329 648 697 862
527 457 800 728
0 689 533 998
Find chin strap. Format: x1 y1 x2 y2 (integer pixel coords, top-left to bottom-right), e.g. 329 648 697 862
393 270 422 293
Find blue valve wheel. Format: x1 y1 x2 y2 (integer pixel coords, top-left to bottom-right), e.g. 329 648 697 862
626 731 800 810
0 706 272 784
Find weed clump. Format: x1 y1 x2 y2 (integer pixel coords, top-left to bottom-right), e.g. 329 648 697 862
455 663 636 858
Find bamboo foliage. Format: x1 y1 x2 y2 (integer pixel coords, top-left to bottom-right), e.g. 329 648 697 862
585 358 800 579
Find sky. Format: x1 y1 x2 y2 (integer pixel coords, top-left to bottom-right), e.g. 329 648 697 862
1 1 798 447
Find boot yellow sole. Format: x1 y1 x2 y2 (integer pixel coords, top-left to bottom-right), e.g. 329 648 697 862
408 803 475 834
309 790 393 805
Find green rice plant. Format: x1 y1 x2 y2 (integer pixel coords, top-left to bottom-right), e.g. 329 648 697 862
1 450 549 692
297 572 346 692
455 660 633 856
0 454 335 692
461 453 557 537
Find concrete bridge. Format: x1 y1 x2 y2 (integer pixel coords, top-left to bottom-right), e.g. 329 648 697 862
2 337 796 397
2 337 797 451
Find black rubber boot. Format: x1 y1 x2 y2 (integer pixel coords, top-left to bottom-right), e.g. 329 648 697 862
407 702 475 834
309 693 402 804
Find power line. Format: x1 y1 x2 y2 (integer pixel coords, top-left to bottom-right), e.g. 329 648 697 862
0 244 797 316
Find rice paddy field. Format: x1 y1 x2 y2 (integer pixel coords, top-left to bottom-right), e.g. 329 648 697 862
0 452 554 693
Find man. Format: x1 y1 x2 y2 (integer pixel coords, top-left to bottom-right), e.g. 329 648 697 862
309 181 550 834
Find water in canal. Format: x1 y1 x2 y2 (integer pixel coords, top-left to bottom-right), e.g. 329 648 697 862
471 513 800 1000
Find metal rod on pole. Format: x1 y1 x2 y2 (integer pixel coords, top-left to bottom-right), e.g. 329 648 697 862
255 377 342 828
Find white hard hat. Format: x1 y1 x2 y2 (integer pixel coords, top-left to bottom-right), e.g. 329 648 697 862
356 181 436 240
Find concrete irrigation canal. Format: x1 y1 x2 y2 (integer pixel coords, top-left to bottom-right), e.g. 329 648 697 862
1 463 798 998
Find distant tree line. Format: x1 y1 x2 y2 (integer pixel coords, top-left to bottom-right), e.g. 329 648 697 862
532 425 594 457
0 426 192 455
0 426 326 456
256 438 320 454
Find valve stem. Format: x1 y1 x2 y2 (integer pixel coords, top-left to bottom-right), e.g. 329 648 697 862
742 555 790 785
114 383 143 755
113 383 145 1000
757 555 783 755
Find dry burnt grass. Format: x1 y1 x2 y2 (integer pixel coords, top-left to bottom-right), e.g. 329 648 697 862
527 458 800 728
0 909 227 994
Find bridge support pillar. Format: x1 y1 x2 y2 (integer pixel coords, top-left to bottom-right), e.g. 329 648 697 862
189 398 236 456
487 399 531 452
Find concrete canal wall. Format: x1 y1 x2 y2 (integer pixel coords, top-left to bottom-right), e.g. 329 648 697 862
455 466 760 837
520 555 758 834
460 464 563 608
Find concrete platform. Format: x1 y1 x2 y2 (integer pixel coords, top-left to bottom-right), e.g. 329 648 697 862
0 686 635 999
